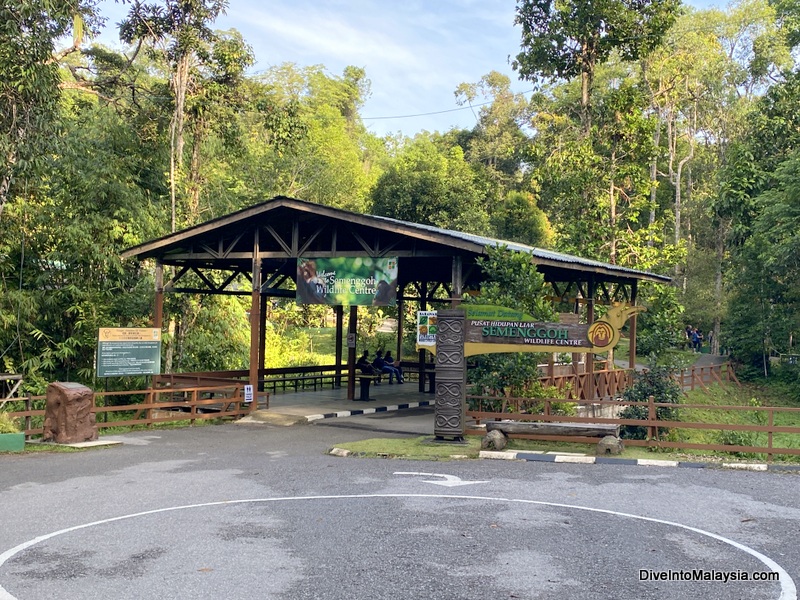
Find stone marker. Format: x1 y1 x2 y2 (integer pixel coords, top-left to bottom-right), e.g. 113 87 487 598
43 382 98 444
596 435 624 455
481 429 508 451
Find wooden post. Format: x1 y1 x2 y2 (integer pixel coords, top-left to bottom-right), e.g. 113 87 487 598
586 277 595 401
434 309 466 441
419 282 428 394
647 394 656 442
249 229 261 396
768 409 774 463
150 261 165 403
629 280 638 371
396 291 404 363
335 305 344 387
154 261 164 330
451 255 462 308
347 305 357 400
259 293 268 393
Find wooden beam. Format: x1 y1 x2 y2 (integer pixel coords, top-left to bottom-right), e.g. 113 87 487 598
486 421 619 437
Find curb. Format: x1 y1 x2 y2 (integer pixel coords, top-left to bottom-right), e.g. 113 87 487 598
479 450 800 472
306 400 433 423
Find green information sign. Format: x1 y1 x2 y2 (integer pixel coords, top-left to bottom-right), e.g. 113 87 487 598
96 328 162 377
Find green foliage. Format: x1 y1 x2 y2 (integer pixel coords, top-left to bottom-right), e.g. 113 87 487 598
465 246 556 397
619 363 681 439
0 412 21 434
492 191 554 247
370 135 491 234
636 284 685 357
0 0 101 216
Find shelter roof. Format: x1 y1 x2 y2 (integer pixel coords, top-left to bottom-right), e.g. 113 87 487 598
121 196 671 285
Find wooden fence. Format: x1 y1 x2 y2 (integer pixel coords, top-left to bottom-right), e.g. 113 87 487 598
5 384 253 438
467 364 800 461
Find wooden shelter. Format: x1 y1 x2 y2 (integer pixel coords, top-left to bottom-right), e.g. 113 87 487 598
121 196 671 401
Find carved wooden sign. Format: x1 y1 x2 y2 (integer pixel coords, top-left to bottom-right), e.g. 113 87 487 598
430 305 644 440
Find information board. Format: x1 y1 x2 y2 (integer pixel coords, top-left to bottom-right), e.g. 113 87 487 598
96 328 162 377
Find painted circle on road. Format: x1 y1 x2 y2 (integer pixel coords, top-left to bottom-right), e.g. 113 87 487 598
0 494 795 600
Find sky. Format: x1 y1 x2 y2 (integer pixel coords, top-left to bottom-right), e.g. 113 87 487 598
95 0 725 138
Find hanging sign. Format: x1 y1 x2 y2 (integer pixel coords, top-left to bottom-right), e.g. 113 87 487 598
296 257 398 306
416 311 438 349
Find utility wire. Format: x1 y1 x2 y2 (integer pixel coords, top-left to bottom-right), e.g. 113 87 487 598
363 90 535 121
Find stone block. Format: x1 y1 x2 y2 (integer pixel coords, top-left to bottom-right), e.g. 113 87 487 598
43 382 98 444
481 429 508 451
596 435 624 455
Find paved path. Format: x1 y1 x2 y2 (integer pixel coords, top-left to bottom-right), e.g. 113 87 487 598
0 423 797 600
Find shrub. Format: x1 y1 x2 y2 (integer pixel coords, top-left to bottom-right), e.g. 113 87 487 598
619 363 681 440
0 412 21 434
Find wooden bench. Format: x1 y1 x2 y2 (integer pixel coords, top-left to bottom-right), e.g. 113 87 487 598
485 421 619 438
399 362 435 393
263 372 342 393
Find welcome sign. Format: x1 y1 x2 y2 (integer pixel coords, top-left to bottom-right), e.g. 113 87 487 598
417 304 643 356
296 257 398 306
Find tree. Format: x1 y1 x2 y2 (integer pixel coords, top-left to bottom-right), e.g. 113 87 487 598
370 135 491 234
465 246 556 399
120 0 228 231
0 0 100 219
492 191 554 247
454 71 531 192
513 0 680 133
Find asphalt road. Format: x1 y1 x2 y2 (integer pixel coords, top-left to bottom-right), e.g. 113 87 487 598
0 418 798 600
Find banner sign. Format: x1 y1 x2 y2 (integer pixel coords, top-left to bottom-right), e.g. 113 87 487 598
96 328 161 377
416 311 438 348
296 257 398 306
416 304 644 356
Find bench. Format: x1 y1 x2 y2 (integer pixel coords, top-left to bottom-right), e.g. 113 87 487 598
263 372 342 393
399 362 435 393
485 421 619 438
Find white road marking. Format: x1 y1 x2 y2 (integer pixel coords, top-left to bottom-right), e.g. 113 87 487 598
393 472 489 487
0 494 795 600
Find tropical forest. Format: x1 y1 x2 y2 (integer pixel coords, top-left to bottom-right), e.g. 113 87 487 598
1 0 800 410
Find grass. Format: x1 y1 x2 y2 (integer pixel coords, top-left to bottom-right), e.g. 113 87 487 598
301 327 339 358
331 435 671 462
332 381 800 464
675 382 800 462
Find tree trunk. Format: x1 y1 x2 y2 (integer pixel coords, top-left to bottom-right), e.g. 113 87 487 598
648 113 662 244
169 53 191 232
713 219 726 355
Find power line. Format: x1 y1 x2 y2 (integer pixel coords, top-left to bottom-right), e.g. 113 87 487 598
362 90 535 121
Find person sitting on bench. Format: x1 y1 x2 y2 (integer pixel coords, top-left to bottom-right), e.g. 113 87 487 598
384 352 404 384
357 350 380 383
373 350 402 384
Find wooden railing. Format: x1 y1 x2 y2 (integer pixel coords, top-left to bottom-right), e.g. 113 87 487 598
5 384 253 438
466 393 800 461
537 367 635 400
673 362 740 391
